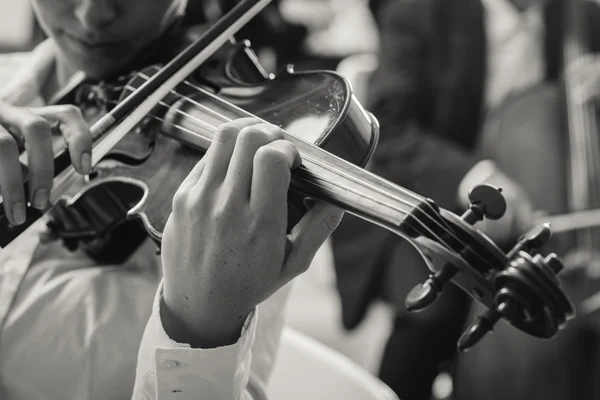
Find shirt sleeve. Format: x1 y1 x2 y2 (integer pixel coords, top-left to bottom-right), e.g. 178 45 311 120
132 280 293 400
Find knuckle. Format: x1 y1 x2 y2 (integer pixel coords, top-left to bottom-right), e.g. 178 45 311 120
214 124 239 144
173 185 215 219
211 203 233 224
255 145 288 167
259 124 285 140
271 125 286 139
281 140 299 158
255 145 279 160
171 188 190 215
238 126 269 145
221 191 239 210
61 105 83 119
22 117 49 135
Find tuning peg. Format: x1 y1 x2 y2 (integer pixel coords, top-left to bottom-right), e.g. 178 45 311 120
405 265 458 311
543 253 564 274
458 300 517 351
507 223 553 259
461 184 507 225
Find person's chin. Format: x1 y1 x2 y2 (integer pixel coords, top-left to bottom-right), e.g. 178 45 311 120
73 57 128 80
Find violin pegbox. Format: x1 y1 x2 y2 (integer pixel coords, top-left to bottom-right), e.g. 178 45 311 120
402 184 574 351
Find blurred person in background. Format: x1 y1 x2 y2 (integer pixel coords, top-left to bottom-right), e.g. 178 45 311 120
278 0 379 70
331 0 600 399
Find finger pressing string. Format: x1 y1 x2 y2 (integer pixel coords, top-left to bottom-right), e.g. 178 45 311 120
199 117 261 189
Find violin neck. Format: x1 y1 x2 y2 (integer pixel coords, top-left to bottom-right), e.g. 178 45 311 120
287 138 419 232
160 110 418 233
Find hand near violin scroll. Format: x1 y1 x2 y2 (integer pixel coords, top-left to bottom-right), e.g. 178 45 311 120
459 160 535 245
0 102 92 226
566 55 600 104
160 117 344 348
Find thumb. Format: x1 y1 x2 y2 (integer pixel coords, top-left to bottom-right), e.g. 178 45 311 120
281 202 344 282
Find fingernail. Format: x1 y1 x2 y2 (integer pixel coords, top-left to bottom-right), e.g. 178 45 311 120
33 188 49 209
81 152 92 174
12 202 26 225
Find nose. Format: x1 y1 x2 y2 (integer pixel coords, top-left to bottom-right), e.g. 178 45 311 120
74 0 118 33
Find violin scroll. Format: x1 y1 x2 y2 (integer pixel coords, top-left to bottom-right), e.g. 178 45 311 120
405 185 508 311
458 250 572 351
403 184 575 351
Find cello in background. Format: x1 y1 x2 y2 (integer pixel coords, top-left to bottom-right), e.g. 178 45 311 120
456 0 600 398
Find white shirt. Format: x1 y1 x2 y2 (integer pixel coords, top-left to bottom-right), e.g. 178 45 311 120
481 0 545 110
279 0 379 57
133 283 291 400
0 39 287 400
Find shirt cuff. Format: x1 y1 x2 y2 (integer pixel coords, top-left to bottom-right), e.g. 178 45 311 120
133 280 258 400
457 159 498 206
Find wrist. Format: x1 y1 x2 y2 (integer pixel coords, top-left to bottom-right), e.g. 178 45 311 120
160 292 251 349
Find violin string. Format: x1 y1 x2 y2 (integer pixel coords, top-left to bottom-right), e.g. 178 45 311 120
119 87 432 215
139 81 493 265
122 80 425 215
137 73 425 204
175 76 436 205
136 71 428 206
123 81 493 268
116 93 418 217
98 80 493 270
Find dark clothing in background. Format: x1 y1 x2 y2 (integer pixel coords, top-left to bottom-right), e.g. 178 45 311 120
185 0 308 70
331 0 600 399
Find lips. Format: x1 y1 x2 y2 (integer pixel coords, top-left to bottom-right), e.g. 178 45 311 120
61 29 127 52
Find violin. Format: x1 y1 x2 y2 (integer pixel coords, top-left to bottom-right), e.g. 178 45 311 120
0 0 573 351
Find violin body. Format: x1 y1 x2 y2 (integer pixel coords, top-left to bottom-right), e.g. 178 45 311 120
38 39 377 262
